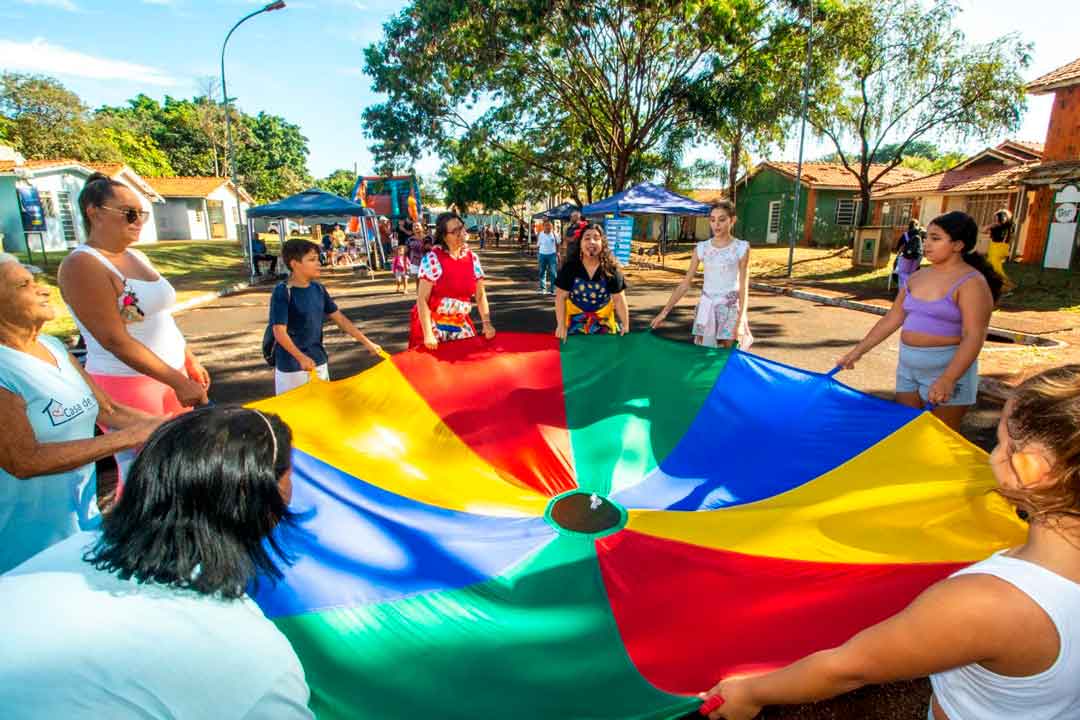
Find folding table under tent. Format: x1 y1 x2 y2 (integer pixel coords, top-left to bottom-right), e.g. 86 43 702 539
582 183 711 263
247 189 385 278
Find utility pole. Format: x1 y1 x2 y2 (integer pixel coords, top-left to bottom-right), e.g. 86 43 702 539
787 0 815 277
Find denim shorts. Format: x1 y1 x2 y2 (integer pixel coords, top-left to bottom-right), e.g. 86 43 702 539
896 341 979 406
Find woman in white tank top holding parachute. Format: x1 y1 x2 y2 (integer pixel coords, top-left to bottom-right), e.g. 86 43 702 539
698 364 1080 720
58 174 210 483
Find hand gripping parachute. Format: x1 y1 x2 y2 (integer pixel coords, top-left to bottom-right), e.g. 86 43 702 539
249 333 1024 720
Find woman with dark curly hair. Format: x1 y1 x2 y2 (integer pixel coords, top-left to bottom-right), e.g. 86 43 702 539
554 223 629 339
410 211 496 350
837 211 1002 430
0 406 313 719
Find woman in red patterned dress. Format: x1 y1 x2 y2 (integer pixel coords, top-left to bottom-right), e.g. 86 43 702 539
409 212 497 350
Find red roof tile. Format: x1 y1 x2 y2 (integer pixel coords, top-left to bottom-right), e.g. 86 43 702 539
1027 56 1080 94
146 176 253 204
759 162 926 190
686 189 728 203
875 163 1035 198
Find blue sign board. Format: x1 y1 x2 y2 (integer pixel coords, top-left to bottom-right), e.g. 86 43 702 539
605 216 633 266
16 185 47 233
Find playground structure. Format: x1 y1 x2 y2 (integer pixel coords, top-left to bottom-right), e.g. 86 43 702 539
348 174 424 225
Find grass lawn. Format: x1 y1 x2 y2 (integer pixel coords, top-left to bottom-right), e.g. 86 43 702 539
641 243 1080 313
18 239 277 342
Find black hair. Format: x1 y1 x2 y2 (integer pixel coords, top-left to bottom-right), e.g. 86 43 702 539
434 211 463 249
78 172 125 231
85 406 298 598
928 211 1004 301
569 223 619 278
281 238 320 270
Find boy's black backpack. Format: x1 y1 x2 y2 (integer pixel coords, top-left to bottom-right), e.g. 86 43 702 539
901 230 923 260
261 283 291 367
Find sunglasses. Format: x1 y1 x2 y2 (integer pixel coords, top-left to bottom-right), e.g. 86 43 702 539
100 206 150 224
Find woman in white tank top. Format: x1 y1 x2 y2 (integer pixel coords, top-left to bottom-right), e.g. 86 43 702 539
698 365 1080 720
58 175 209 455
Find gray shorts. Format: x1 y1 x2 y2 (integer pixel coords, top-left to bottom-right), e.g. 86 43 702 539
896 341 979 406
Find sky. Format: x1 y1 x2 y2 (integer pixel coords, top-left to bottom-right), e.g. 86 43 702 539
0 0 1076 186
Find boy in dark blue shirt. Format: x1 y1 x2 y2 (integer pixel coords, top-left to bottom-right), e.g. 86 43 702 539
269 239 382 394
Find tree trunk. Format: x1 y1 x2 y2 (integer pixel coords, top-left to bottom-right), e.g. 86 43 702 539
857 182 872 227
727 131 743 202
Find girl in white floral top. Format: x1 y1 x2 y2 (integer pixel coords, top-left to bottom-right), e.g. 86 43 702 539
651 201 752 349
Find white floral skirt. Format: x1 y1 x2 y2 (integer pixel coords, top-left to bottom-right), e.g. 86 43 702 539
693 291 753 349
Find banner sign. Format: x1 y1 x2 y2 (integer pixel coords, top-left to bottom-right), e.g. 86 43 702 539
16 185 47 233
605 216 633 266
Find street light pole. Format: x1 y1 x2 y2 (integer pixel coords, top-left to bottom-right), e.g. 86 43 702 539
786 0 814 278
220 1 285 272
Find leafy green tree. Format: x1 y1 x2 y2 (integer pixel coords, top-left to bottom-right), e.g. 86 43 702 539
1 73 94 159
235 112 311 201
809 0 1031 224
363 0 798 194
316 169 358 198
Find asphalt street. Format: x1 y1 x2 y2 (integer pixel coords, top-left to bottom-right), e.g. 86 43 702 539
177 247 1003 449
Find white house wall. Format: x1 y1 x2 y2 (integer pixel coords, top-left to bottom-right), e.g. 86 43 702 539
27 171 88 251
29 168 159 249
208 185 250 241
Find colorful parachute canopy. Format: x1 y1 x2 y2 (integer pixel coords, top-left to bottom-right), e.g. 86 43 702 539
249 333 1024 720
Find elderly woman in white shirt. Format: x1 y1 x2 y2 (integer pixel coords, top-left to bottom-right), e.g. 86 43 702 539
0 254 161 573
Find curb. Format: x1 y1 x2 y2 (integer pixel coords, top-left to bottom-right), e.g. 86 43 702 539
749 281 1062 348
170 280 255 316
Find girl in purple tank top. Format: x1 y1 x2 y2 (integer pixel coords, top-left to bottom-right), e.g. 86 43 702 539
835 211 1003 431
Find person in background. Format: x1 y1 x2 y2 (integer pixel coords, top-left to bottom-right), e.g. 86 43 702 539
700 364 1080 720
391 245 409 294
893 219 925 293
986 209 1016 294
554 223 629 339
407 222 427 294
270 239 383 395
561 209 588 265
411 212 495 350
837 211 1002 431
0 406 314 719
537 220 559 295
251 235 279 277
0 255 162 573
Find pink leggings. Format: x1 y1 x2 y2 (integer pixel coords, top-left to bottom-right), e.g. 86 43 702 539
90 373 188 490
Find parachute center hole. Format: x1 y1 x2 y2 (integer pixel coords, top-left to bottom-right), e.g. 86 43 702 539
548 492 622 534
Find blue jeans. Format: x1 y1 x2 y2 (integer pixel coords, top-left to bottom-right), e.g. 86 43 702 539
538 253 557 292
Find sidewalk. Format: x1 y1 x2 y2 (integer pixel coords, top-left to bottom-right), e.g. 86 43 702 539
626 248 1080 400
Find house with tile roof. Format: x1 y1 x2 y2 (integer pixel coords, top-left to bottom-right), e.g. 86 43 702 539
1018 56 1080 267
730 161 926 246
870 140 1043 254
0 154 164 253
143 176 253 242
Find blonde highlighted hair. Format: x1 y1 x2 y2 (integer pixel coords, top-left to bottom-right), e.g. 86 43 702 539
997 365 1080 524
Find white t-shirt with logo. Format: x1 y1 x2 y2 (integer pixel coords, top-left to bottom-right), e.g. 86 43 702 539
0 532 314 719
537 231 558 256
0 335 100 573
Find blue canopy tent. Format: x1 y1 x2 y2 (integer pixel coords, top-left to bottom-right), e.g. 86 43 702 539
582 183 710 263
532 201 580 221
246 189 383 278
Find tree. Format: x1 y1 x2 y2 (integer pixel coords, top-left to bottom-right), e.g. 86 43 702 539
809 0 1030 224
235 112 311 201
316 169 358 199
363 0 801 195
1 73 93 159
